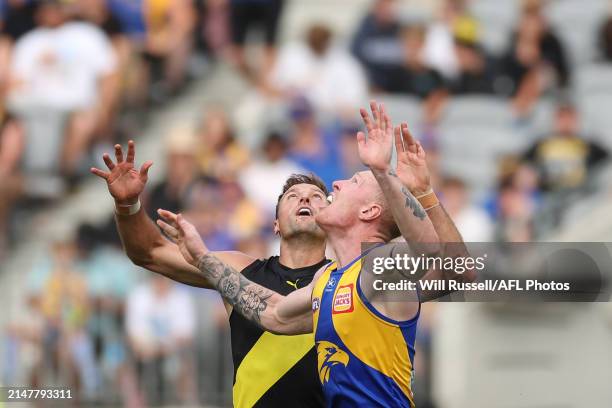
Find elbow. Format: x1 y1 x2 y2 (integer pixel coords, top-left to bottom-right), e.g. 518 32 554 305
124 237 165 269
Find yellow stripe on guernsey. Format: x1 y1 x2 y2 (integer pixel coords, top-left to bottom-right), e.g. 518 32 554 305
312 259 415 406
233 332 314 408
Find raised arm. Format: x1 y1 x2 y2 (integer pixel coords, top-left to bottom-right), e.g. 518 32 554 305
357 102 439 247
391 122 477 299
90 141 254 288
157 210 318 335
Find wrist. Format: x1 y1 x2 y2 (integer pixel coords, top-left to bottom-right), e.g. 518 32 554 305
416 189 440 211
371 165 392 178
115 196 139 206
115 199 141 216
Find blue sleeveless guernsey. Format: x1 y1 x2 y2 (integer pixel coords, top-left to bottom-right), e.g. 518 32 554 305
311 253 419 407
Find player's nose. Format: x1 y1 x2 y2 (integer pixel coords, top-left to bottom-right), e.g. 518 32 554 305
332 181 342 191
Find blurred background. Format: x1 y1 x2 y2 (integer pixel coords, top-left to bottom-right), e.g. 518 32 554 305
1 0 612 406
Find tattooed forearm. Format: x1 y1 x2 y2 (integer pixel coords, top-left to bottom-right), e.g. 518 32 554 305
197 254 274 325
401 187 426 220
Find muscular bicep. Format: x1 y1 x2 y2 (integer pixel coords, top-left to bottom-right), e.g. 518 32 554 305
270 285 315 334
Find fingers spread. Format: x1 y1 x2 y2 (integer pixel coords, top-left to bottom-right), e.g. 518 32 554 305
126 140 135 164
115 144 124 163
103 153 115 170
90 167 109 180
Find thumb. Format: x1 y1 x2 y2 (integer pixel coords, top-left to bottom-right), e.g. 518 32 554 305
140 160 153 179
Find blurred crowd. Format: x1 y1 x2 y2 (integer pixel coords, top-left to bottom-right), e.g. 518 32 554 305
2 0 612 406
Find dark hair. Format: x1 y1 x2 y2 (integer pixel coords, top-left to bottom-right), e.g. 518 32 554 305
275 174 329 218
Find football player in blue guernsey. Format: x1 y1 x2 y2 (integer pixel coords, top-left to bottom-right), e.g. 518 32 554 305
158 101 477 407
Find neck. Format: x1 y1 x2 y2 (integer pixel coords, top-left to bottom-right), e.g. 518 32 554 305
279 235 326 269
325 224 385 269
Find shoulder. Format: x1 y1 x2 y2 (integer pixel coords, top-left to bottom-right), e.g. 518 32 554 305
312 261 335 283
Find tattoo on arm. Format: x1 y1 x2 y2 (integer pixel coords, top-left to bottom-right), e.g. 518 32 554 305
197 254 273 325
402 187 426 220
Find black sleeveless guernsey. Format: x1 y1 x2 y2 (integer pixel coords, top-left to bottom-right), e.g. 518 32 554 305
229 256 329 407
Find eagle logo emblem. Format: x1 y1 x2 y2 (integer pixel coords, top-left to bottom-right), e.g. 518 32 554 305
316 341 349 384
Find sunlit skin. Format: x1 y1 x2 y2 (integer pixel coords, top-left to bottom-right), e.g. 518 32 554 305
316 171 383 233
275 183 329 241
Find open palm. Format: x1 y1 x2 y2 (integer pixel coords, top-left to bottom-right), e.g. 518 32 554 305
157 210 207 267
91 141 153 205
394 124 431 196
357 101 394 172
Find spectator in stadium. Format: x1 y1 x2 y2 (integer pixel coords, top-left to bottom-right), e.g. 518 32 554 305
182 180 238 251
0 0 37 97
485 157 541 224
105 0 195 104
142 0 196 100
286 97 344 188
439 176 494 242
126 274 197 405
500 0 570 118
386 25 448 124
522 103 609 192
495 181 535 242
27 239 98 400
196 108 250 182
451 38 497 95
598 12 612 61
424 0 480 81
267 23 368 115
338 121 367 178
351 0 402 91
197 0 232 57
146 125 200 220
239 132 306 217
229 0 284 83
4 0 119 180
74 223 139 396
218 179 265 241
73 0 128 140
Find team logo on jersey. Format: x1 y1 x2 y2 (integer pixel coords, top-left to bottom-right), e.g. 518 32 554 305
312 297 321 311
325 277 337 292
316 341 349 384
332 284 354 314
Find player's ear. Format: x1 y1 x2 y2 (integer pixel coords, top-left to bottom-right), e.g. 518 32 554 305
358 203 382 222
273 219 280 236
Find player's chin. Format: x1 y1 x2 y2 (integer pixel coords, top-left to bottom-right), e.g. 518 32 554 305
293 217 323 233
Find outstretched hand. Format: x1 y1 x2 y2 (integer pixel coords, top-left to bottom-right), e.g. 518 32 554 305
90 140 153 205
394 124 431 196
156 210 207 267
357 101 394 172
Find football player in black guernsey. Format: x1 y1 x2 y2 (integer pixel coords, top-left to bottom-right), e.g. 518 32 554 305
92 140 328 407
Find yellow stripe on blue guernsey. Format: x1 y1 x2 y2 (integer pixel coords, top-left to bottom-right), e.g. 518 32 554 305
311 252 419 407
